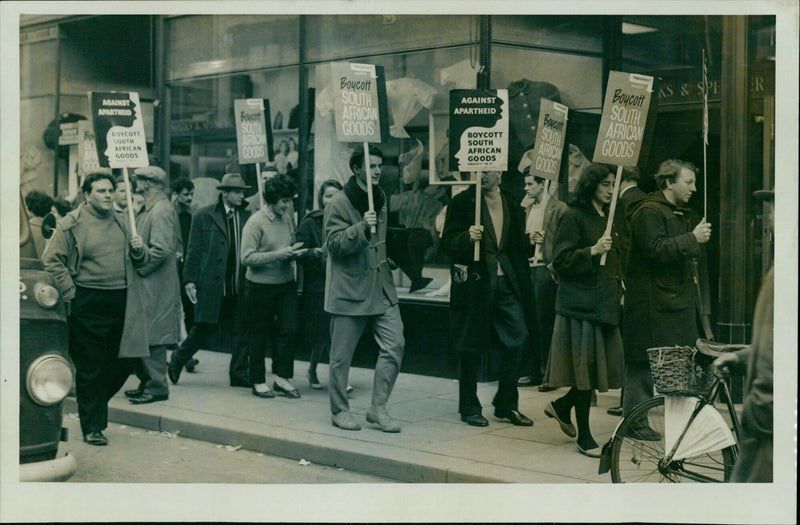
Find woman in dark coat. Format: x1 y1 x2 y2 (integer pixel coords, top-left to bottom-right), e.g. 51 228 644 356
295 179 342 388
543 163 625 457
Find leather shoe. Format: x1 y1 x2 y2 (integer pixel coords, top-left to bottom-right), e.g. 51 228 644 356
517 376 536 387
252 386 275 398
538 384 556 392
577 443 602 458
307 371 323 390
606 405 623 417
366 405 401 433
185 358 199 373
544 401 577 438
331 411 361 431
124 385 146 398
273 381 301 399
167 362 182 385
129 393 168 404
460 414 489 427
230 377 251 388
83 431 108 446
495 409 533 426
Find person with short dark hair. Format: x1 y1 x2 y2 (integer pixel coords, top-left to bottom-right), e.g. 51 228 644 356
171 177 196 335
325 146 405 432
296 179 343 389
622 159 712 426
41 172 150 446
51 196 73 219
24 190 54 256
543 164 625 457
241 174 307 399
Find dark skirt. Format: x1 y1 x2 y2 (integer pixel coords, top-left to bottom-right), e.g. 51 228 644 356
544 314 624 392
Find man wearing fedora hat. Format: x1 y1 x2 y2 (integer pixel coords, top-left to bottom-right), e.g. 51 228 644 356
169 173 252 387
126 165 181 404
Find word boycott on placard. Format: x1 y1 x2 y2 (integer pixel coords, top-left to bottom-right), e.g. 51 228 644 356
592 72 653 166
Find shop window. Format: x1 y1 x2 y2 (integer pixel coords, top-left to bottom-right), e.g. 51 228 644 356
492 15 603 54
168 67 298 210
305 15 473 63
166 15 299 81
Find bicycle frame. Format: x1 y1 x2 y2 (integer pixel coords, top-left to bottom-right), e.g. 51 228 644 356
660 378 741 482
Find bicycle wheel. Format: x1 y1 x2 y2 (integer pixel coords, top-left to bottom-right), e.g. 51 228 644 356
610 396 737 483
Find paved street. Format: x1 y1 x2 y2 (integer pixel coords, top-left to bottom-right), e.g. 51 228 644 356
63 413 395 484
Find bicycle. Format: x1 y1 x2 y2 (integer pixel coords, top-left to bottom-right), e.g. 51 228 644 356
606 340 747 483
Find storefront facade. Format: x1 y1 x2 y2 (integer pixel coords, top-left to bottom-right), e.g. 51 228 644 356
19 14 775 378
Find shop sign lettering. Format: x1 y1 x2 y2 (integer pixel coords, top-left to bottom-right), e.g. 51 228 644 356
448 89 509 173
528 99 568 181
593 72 653 166
89 91 149 168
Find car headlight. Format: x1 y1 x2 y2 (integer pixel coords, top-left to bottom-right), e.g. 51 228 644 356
34 282 59 309
26 355 73 406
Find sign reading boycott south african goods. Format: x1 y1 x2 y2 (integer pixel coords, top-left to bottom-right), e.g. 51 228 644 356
449 89 509 172
234 99 270 164
331 62 389 143
89 91 149 169
529 99 568 181
592 72 654 166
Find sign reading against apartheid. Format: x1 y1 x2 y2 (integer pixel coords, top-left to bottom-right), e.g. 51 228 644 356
77 120 110 177
528 99 569 181
592 72 654 166
331 62 389 143
89 91 149 168
448 89 509 172
234 98 271 164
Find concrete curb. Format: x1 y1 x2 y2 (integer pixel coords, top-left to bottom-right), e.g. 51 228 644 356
64 397 535 483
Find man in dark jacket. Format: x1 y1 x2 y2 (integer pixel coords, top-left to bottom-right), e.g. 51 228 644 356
442 170 534 427
622 159 712 424
171 176 196 334
168 173 251 387
713 188 773 482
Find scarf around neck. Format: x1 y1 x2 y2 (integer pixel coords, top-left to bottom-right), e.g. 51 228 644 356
343 175 385 215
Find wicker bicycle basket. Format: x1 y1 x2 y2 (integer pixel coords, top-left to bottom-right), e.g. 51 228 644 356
646 345 716 396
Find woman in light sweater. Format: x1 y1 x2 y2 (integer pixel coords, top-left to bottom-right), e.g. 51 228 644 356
241 174 307 399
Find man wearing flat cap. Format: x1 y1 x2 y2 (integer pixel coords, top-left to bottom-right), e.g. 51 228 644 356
714 187 774 482
169 173 252 387
127 165 181 404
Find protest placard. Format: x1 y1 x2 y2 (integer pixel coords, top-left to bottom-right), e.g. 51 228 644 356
234 99 271 164
234 98 274 209
77 120 110 179
592 71 654 265
448 89 509 173
331 62 389 143
528 99 568 182
89 91 149 169
592 71 654 166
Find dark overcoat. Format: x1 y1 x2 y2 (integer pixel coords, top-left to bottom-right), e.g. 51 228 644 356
182 196 251 323
551 202 623 326
136 192 182 345
623 192 701 363
441 186 532 352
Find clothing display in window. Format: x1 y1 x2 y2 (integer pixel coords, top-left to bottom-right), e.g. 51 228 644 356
314 84 357 188
386 78 438 139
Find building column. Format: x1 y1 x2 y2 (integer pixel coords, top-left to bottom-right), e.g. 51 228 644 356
717 16 749 344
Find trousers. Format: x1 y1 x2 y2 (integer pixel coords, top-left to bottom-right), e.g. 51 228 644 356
68 286 136 435
245 280 299 383
328 296 404 415
622 360 653 417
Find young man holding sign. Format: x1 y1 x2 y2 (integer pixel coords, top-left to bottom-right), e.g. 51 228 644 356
324 147 404 432
622 159 712 426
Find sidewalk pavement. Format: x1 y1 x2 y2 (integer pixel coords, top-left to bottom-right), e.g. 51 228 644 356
65 350 624 483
